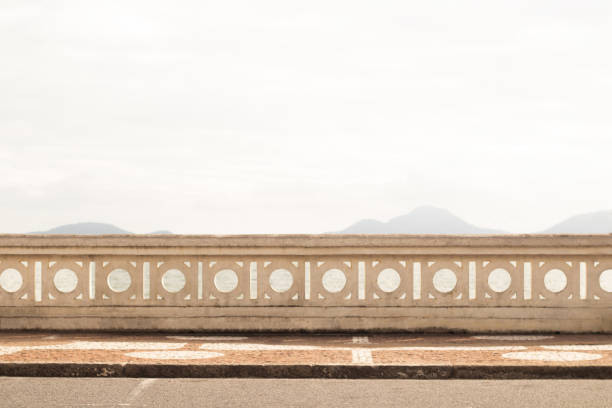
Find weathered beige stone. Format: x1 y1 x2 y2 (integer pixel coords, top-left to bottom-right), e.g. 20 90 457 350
0 235 610 332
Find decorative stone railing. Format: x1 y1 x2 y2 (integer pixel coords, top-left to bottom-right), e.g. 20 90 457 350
0 235 611 332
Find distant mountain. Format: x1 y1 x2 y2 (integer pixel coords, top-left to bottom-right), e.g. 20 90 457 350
149 230 173 235
540 211 612 234
31 223 171 235
22 209 612 235
334 206 505 234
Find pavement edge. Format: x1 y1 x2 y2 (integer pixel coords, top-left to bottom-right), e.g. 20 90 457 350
1 364 612 379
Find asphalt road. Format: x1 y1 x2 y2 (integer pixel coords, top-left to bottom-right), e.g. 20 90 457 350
0 378 610 407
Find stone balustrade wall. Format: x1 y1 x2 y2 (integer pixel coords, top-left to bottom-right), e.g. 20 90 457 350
0 235 611 332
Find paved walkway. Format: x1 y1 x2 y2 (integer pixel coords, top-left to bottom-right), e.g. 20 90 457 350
1 332 611 378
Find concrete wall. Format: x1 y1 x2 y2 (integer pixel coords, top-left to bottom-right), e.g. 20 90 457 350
0 234 611 332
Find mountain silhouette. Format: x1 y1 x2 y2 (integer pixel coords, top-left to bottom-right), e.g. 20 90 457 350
22 208 612 235
334 206 505 234
540 211 612 234
31 223 171 235
149 230 173 234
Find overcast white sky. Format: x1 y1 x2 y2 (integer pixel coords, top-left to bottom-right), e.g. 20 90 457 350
1 1 611 234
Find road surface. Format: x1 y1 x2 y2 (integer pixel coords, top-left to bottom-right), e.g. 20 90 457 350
0 378 610 407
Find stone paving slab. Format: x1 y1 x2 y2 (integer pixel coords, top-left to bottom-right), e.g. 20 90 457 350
1 332 612 378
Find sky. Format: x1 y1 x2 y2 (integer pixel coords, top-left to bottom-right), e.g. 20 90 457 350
1 0 611 234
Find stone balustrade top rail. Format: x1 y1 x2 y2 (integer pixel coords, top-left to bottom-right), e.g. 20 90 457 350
1 234 612 253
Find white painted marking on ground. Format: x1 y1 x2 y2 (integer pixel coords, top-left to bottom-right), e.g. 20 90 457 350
472 335 554 341
541 345 612 351
166 336 248 341
197 343 526 352
125 351 224 360
28 342 186 350
199 343 323 351
118 378 157 406
378 346 527 351
0 346 24 355
502 351 602 362
352 349 373 364
352 336 370 344
43 335 58 340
